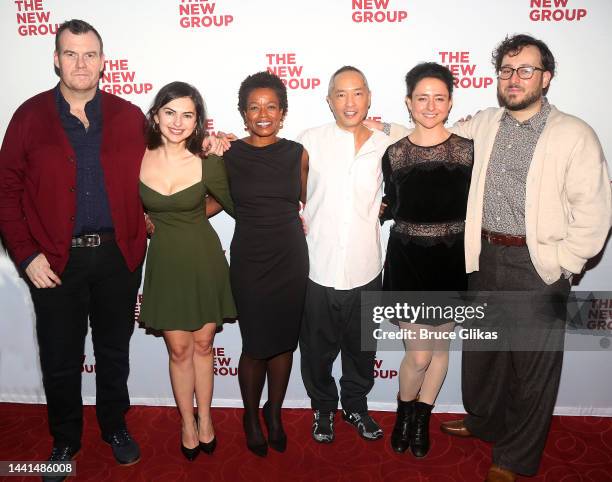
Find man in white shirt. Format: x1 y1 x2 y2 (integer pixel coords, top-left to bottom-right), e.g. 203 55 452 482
297 66 407 443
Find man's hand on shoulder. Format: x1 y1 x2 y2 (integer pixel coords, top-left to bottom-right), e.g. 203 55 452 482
25 253 62 288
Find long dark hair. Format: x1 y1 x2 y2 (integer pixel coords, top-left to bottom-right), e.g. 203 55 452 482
145 81 207 155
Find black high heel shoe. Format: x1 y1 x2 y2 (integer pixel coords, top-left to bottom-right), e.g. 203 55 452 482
196 414 217 454
243 413 268 457
181 417 200 461
199 437 217 455
181 442 200 461
262 401 287 453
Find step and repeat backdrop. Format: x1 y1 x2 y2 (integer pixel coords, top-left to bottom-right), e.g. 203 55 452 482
1 0 611 415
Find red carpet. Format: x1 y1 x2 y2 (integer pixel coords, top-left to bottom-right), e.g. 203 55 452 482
1 404 611 481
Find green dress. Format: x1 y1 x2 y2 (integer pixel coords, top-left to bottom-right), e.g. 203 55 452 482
139 154 236 331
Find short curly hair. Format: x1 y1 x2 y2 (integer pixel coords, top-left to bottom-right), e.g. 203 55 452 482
492 34 555 95
237 71 288 120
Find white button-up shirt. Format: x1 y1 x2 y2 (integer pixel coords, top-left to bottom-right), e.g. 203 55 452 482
298 122 408 289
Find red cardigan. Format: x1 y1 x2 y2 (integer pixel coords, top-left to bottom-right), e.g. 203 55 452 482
0 88 147 274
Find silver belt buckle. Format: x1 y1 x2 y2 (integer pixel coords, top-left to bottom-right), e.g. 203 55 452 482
82 234 101 247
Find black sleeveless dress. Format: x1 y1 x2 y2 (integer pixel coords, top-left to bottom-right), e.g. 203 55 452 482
224 138 308 359
381 134 473 292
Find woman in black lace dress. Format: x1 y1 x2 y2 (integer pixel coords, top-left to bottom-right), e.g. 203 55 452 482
381 63 473 458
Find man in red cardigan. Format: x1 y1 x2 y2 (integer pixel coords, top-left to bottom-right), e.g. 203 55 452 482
0 19 146 475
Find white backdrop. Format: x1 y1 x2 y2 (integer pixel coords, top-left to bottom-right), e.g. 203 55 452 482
1 0 611 415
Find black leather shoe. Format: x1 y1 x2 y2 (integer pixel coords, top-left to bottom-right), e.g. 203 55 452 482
42 445 79 482
391 398 414 453
262 401 287 452
103 429 141 465
181 442 200 461
410 401 433 458
199 437 217 455
243 413 267 457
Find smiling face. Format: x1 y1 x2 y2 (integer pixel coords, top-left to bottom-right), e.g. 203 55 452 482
497 44 551 112
154 96 197 146
54 30 104 96
327 70 371 132
406 77 452 130
243 87 284 145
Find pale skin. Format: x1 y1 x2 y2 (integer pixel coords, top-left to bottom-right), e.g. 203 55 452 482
140 95 218 448
497 44 551 122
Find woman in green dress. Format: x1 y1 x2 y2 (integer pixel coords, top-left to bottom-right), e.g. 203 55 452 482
138 81 236 461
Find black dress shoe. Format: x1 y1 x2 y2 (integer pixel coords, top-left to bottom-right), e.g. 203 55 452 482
199 436 217 455
243 413 267 457
42 445 79 482
103 429 140 465
181 442 200 461
262 401 287 453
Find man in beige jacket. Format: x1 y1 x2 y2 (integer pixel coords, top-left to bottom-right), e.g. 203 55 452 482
440 34 611 482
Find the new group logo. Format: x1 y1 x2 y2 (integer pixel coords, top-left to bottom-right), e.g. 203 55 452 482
100 59 153 96
374 358 398 380
439 51 494 89
213 347 237 376
15 0 59 36
82 355 95 374
179 0 234 28
529 0 587 21
266 53 321 90
352 0 408 23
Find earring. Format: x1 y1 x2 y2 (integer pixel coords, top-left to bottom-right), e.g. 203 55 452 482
279 120 284 129
153 122 160 132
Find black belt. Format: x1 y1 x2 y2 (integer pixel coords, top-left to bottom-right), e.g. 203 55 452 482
71 232 115 248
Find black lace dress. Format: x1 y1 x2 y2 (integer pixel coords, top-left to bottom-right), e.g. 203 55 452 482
381 134 473 292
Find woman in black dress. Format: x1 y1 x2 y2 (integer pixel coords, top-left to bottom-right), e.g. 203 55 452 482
223 72 309 456
381 63 473 458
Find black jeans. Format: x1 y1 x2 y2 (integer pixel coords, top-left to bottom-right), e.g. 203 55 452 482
28 242 142 447
462 241 570 476
299 274 381 413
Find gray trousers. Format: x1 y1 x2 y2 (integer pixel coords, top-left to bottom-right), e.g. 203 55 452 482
462 241 570 476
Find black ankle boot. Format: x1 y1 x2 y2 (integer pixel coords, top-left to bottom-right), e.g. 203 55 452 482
391 398 414 453
410 401 433 458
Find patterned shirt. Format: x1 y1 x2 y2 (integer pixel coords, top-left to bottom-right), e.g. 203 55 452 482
482 97 551 235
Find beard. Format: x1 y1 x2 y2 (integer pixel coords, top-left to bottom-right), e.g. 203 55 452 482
497 85 542 111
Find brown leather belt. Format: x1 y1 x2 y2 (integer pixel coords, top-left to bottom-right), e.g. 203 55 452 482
71 232 115 248
481 229 527 247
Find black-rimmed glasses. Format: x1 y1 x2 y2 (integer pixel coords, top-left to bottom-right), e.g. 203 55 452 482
498 66 545 80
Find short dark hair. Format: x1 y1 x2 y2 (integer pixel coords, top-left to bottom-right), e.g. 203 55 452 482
145 81 207 155
405 62 454 98
55 19 103 54
238 71 288 120
492 34 555 94
328 65 370 95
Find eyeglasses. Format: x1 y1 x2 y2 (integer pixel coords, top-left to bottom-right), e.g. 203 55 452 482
498 66 545 80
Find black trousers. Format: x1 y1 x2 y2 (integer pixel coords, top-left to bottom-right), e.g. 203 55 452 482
462 241 569 476
28 242 142 448
299 274 380 413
